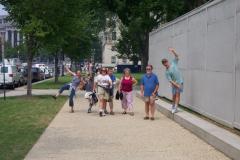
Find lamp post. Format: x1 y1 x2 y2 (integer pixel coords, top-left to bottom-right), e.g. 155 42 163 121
1 34 6 100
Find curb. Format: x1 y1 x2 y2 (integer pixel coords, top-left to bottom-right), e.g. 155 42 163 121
136 92 240 160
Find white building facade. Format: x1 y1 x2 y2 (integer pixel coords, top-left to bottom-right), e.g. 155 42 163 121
101 19 132 66
0 15 21 47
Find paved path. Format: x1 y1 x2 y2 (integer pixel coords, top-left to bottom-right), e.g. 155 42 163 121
24 95 230 160
0 88 70 97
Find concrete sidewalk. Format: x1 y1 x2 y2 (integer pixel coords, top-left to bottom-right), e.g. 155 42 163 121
24 95 230 160
0 88 70 97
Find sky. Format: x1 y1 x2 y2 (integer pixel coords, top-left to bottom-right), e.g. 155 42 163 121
0 4 8 15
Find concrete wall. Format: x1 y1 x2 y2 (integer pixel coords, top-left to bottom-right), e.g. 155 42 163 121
149 0 240 129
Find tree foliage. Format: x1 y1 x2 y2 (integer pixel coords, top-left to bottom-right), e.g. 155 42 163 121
104 0 210 70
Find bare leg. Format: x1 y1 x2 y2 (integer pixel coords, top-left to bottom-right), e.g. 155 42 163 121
149 96 156 119
149 101 155 118
172 94 176 108
175 92 180 109
109 101 113 112
145 102 150 117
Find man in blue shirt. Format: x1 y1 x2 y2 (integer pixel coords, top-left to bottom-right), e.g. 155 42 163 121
104 68 116 115
162 48 184 114
140 65 159 120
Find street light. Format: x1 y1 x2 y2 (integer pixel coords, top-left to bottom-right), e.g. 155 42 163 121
0 34 6 100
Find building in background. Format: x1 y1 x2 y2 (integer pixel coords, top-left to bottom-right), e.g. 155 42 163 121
100 18 132 66
0 15 22 47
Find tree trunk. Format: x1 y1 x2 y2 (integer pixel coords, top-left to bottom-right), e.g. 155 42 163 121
26 51 33 96
61 52 64 76
54 53 59 83
141 32 149 72
26 35 35 96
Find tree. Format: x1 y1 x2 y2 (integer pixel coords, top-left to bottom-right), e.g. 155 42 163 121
104 0 185 71
104 0 210 71
0 0 56 95
115 25 140 65
0 0 106 90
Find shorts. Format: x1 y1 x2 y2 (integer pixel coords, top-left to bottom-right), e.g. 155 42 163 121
144 95 156 104
172 83 183 95
97 86 110 100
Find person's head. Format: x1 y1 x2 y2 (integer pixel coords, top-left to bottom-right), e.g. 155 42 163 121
76 70 81 77
123 68 131 77
162 58 170 68
101 67 107 75
108 68 113 75
146 65 153 74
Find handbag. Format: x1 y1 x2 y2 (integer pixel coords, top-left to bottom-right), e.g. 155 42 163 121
115 91 123 100
119 92 123 100
115 91 120 100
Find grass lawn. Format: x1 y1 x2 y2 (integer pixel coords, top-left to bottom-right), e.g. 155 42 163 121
32 76 72 89
0 96 67 160
115 72 144 84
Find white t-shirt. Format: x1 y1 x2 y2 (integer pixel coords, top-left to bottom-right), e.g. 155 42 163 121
95 74 112 87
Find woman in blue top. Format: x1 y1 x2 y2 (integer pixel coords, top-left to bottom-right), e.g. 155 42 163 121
162 48 184 114
52 66 83 113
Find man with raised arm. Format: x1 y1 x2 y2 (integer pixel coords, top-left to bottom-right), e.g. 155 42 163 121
52 66 83 113
162 48 184 114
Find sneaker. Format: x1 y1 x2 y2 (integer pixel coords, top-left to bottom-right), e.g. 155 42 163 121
87 108 92 113
102 112 106 116
175 108 179 113
171 108 177 114
52 96 57 100
104 110 109 114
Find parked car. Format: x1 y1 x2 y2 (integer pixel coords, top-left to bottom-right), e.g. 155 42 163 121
19 67 27 85
23 67 45 82
0 65 22 89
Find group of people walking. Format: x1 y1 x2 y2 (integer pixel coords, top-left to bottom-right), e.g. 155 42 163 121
53 48 184 120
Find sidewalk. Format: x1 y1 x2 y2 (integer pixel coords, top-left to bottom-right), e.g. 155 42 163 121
0 88 70 97
24 95 230 160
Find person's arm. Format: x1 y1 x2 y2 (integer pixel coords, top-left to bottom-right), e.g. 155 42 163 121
152 84 159 97
152 76 159 96
140 84 144 97
118 77 123 91
108 77 113 88
93 76 98 92
169 47 179 60
140 77 144 97
132 77 138 86
166 72 180 88
170 80 180 88
65 66 76 76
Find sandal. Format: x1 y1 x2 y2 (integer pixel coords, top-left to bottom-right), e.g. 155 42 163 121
144 116 149 120
150 117 155 121
122 111 127 114
129 112 134 116
110 111 115 115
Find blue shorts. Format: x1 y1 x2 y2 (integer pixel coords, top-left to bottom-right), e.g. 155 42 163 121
172 83 183 95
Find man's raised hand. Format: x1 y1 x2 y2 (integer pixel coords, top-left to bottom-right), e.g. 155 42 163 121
168 47 175 53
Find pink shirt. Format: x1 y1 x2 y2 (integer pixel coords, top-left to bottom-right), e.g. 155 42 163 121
121 76 133 92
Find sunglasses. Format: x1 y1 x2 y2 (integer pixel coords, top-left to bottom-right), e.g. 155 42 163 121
146 68 152 70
